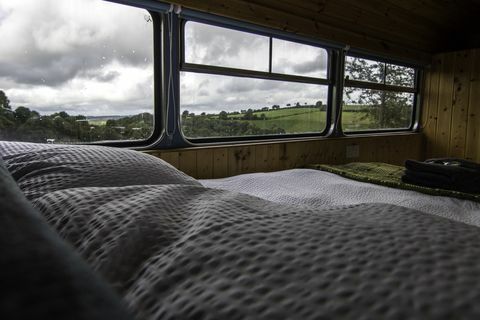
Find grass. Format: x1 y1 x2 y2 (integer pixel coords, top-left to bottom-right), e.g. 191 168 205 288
220 107 375 133
86 119 107 126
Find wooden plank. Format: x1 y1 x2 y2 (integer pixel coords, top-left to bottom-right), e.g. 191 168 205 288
255 143 280 172
304 140 325 164
178 150 197 177
282 142 301 169
421 67 432 131
196 149 214 179
252 0 437 52
434 52 456 157
465 49 480 162
159 151 180 169
328 139 346 164
423 55 441 159
213 148 228 178
268 144 284 172
449 50 472 158
228 146 256 176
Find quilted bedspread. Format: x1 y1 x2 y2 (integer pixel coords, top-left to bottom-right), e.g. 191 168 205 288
3 141 480 319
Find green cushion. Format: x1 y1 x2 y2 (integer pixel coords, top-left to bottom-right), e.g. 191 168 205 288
307 162 480 202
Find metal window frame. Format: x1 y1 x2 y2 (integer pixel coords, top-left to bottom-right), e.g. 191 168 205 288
341 54 422 135
83 0 168 148
94 0 425 149
177 18 334 145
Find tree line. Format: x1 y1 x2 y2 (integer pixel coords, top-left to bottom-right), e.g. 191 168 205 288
0 90 153 143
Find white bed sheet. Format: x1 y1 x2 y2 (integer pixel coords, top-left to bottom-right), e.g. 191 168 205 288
200 168 480 227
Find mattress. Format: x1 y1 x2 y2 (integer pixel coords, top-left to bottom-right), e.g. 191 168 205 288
200 169 480 227
3 141 480 319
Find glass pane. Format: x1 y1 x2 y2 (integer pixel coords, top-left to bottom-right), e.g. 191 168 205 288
180 72 328 138
386 64 415 87
272 39 328 78
344 56 384 83
184 21 269 72
0 0 154 143
342 88 413 131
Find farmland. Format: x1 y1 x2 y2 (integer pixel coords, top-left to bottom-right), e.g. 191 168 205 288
182 106 375 138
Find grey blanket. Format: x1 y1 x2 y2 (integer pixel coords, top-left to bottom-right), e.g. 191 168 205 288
4 141 480 319
34 185 480 319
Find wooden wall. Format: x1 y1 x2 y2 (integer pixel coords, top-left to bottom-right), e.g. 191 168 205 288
165 0 433 63
146 134 423 179
422 49 480 162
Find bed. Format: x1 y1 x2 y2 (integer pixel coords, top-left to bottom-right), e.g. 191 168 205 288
2 140 480 320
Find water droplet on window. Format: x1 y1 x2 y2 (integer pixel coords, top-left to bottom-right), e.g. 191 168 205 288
132 50 136 54
41 78 46 83
102 56 106 60
144 57 148 62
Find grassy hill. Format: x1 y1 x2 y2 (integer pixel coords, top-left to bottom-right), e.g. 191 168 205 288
183 107 375 138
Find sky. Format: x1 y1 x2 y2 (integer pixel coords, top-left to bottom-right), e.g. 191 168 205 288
0 0 329 116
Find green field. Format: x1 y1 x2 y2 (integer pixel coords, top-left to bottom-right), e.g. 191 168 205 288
183 107 377 138
245 108 373 133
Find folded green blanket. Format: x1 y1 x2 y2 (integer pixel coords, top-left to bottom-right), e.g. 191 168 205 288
306 162 480 203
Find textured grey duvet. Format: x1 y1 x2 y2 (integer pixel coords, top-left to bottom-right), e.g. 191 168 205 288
201 169 480 227
3 141 480 319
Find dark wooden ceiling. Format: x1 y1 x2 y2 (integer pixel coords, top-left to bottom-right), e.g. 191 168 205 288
164 0 480 63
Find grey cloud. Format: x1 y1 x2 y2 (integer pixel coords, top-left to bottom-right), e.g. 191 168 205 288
0 0 153 87
198 90 209 97
198 79 210 89
216 78 283 94
216 79 256 94
79 70 121 83
187 22 268 65
0 41 151 87
292 56 328 74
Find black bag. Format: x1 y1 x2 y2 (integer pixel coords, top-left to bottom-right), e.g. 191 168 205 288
402 158 480 193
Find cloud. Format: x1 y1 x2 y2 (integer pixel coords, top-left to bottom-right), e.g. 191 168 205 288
0 0 154 116
181 73 328 114
5 60 153 116
292 56 328 75
185 21 269 71
0 0 152 87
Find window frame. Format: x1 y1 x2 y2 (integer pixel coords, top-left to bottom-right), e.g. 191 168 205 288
178 17 335 144
92 3 164 148
341 52 421 135
0 0 165 148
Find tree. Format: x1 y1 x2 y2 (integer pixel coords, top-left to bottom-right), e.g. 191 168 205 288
218 110 228 120
14 106 33 124
0 90 11 110
344 57 413 129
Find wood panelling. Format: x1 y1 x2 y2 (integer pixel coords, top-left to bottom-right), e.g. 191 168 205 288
422 49 480 162
145 134 423 179
164 0 480 61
